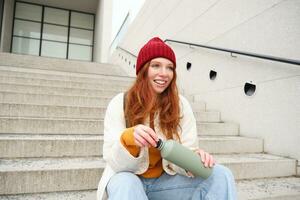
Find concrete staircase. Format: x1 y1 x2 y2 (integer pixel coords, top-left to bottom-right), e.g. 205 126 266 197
0 53 299 199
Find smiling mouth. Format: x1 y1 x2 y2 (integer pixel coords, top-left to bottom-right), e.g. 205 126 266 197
154 80 167 86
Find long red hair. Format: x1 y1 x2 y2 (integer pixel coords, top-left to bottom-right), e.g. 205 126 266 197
124 62 181 139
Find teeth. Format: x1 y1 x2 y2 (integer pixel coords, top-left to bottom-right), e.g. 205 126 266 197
154 80 166 85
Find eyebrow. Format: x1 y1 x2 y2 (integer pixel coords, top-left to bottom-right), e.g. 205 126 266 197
150 61 173 66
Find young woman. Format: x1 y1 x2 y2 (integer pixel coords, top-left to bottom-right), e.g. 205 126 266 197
97 37 237 200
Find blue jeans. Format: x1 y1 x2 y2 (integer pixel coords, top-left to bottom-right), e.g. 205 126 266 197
106 164 237 200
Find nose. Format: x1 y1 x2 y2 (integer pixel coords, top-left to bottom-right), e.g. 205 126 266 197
158 66 168 76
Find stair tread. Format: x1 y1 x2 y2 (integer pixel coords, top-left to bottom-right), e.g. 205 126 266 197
0 134 102 140
0 67 135 81
199 136 262 141
214 153 295 164
0 157 104 172
0 153 294 172
0 75 132 89
237 177 300 199
0 82 125 92
0 190 96 200
0 102 106 109
0 90 117 99
0 72 134 82
0 116 102 122
0 75 132 88
1 177 299 200
197 121 237 124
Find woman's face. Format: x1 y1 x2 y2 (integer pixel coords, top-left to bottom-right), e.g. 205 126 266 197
148 57 174 94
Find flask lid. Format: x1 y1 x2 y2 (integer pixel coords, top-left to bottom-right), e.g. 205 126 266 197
156 139 163 149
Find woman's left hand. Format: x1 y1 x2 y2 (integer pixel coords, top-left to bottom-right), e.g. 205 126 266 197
195 149 215 168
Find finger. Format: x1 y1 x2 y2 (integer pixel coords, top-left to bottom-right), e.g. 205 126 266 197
204 153 210 168
209 156 214 167
134 127 151 146
135 125 157 146
134 132 149 147
134 135 147 147
134 139 144 147
140 128 157 147
142 126 159 142
198 150 205 163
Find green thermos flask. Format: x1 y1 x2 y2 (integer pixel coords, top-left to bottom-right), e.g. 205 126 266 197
156 139 213 179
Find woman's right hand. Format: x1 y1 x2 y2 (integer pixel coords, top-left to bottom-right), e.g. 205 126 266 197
133 124 159 147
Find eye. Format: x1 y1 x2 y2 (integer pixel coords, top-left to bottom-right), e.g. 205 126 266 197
150 64 160 68
167 66 174 71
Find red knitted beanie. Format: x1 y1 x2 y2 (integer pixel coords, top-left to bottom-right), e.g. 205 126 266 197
136 37 176 75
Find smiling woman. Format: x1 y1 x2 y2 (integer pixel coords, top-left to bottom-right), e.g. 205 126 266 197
97 37 237 200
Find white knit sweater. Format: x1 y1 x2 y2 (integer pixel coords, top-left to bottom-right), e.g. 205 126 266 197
97 93 198 200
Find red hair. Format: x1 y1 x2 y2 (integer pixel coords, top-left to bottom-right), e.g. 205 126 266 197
124 62 181 139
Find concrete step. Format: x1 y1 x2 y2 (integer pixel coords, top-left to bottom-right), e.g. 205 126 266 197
0 92 113 107
0 135 262 158
190 101 206 111
199 136 263 154
0 134 102 158
0 76 131 91
198 122 239 136
0 103 106 119
0 83 123 98
0 65 135 84
193 110 220 122
184 94 195 103
1 177 299 200
0 117 237 135
0 157 104 195
0 117 102 134
185 95 210 111
0 190 97 200
0 53 126 76
0 103 218 122
0 154 296 194
215 153 296 180
237 177 300 200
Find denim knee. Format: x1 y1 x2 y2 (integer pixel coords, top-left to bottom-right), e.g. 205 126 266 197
107 172 144 191
211 164 235 182
107 172 147 200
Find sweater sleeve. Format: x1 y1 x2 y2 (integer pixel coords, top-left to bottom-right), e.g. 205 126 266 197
120 127 141 157
102 93 149 174
178 95 199 151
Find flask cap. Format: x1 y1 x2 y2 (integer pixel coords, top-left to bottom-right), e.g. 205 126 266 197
156 139 163 149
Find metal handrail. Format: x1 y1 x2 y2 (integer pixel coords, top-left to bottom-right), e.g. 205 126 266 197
165 39 300 66
117 46 137 58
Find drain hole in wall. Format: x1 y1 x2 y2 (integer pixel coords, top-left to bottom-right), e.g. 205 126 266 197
133 64 135 69
244 82 256 96
186 62 192 71
209 70 217 80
